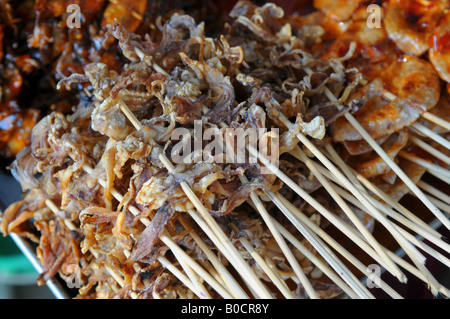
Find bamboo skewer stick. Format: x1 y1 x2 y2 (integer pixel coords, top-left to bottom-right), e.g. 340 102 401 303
323 146 436 263
245 177 376 298
46 199 202 299
249 114 405 282
228 223 296 299
270 221 365 299
294 146 424 273
245 199 368 298
425 169 450 187
272 179 400 275
265 193 374 299
238 244 293 299
314 147 450 258
386 248 450 298
421 112 450 132
322 180 450 270
290 146 413 280
342 166 443 238
274 195 403 299
271 224 369 299
213 106 369 297
421 116 450 132
177 215 249 298
123 247 209 299
163 233 212 299
321 146 433 262
319 164 448 253
313 73 450 231
410 123 450 151
303 180 446 295
186 208 272 298
426 196 450 216
199 261 228 293
290 146 444 286
157 255 201 295
118 100 273 299
282 182 447 297
238 175 319 299
417 181 450 205
248 142 407 281
81 164 234 299
398 151 450 181
264 256 297 291
164 234 212 298
346 117 450 230
364 234 450 297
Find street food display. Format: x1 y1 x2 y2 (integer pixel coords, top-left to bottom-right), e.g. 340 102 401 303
1 0 449 299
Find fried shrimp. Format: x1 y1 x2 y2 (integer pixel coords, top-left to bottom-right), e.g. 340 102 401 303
331 56 440 141
321 19 397 80
382 56 441 111
384 0 447 56
429 11 450 83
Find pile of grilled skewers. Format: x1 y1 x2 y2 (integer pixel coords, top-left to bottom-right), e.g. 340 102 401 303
1 0 450 299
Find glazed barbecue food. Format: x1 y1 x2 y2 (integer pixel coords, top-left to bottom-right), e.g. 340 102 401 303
1 0 449 299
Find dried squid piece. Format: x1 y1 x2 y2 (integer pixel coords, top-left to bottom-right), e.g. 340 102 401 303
36 219 82 285
280 114 325 154
106 23 156 63
180 52 235 124
79 206 120 228
0 189 48 237
9 147 40 191
131 202 175 262
113 126 157 179
136 171 192 213
216 35 245 65
210 177 270 217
